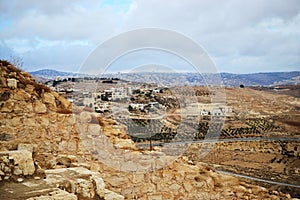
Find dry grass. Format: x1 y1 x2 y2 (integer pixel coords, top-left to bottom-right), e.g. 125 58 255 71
0 60 11 66
6 63 22 74
34 82 51 94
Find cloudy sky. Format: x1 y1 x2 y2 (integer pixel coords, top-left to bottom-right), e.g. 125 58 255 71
0 0 299 74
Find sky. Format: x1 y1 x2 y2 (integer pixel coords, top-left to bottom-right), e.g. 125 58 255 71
0 0 300 74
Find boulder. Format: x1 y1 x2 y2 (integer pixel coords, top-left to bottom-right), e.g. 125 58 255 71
103 189 125 200
9 150 35 175
113 138 136 150
43 92 56 105
88 124 101 136
13 101 33 113
33 100 47 113
0 150 35 176
1 101 13 112
18 143 36 153
7 78 17 89
52 92 71 109
79 112 92 123
44 167 124 200
14 90 31 101
92 174 106 197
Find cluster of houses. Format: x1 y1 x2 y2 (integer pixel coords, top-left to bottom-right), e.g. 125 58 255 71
47 76 232 116
64 84 162 113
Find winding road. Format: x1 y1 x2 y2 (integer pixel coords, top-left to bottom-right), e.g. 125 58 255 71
216 169 300 188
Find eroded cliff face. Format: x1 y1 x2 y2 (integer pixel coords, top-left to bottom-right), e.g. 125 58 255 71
0 61 296 199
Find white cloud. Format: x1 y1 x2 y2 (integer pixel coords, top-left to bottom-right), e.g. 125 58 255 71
0 0 299 73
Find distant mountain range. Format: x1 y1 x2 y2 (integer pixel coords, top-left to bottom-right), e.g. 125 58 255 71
30 69 78 77
30 69 300 86
220 71 300 86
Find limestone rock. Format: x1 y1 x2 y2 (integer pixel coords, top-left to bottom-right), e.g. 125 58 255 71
79 112 91 123
55 155 78 167
13 166 23 175
44 167 124 200
14 90 31 101
18 144 36 153
7 78 17 89
113 138 135 150
25 84 35 93
103 189 125 200
106 175 129 188
88 124 101 136
148 195 163 200
52 92 71 109
9 150 35 175
17 177 23 182
13 100 33 113
26 189 78 200
0 77 7 87
92 175 106 197
33 100 47 113
43 92 56 105
23 117 36 127
1 101 13 112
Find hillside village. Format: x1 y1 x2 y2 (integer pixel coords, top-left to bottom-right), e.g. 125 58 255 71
44 76 229 116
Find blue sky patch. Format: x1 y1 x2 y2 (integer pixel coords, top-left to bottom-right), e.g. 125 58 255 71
99 0 132 12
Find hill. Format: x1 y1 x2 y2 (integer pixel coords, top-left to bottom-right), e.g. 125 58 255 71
29 69 78 78
30 69 300 86
29 69 94 79
221 71 300 86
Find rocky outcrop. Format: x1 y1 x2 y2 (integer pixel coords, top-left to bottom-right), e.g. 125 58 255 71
44 167 124 200
27 189 78 200
0 146 35 181
0 146 124 199
95 156 294 200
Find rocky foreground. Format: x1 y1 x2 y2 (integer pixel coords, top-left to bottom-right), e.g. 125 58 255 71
0 61 298 199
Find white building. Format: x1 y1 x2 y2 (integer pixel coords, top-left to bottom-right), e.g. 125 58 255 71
210 107 231 116
83 97 94 107
130 103 145 110
201 110 209 116
153 88 160 93
95 102 110 112
111 87 131 100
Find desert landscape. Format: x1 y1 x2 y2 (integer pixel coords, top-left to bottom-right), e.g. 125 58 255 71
0 60 299 199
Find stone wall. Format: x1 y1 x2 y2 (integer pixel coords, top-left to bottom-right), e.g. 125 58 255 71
93 157 293 200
